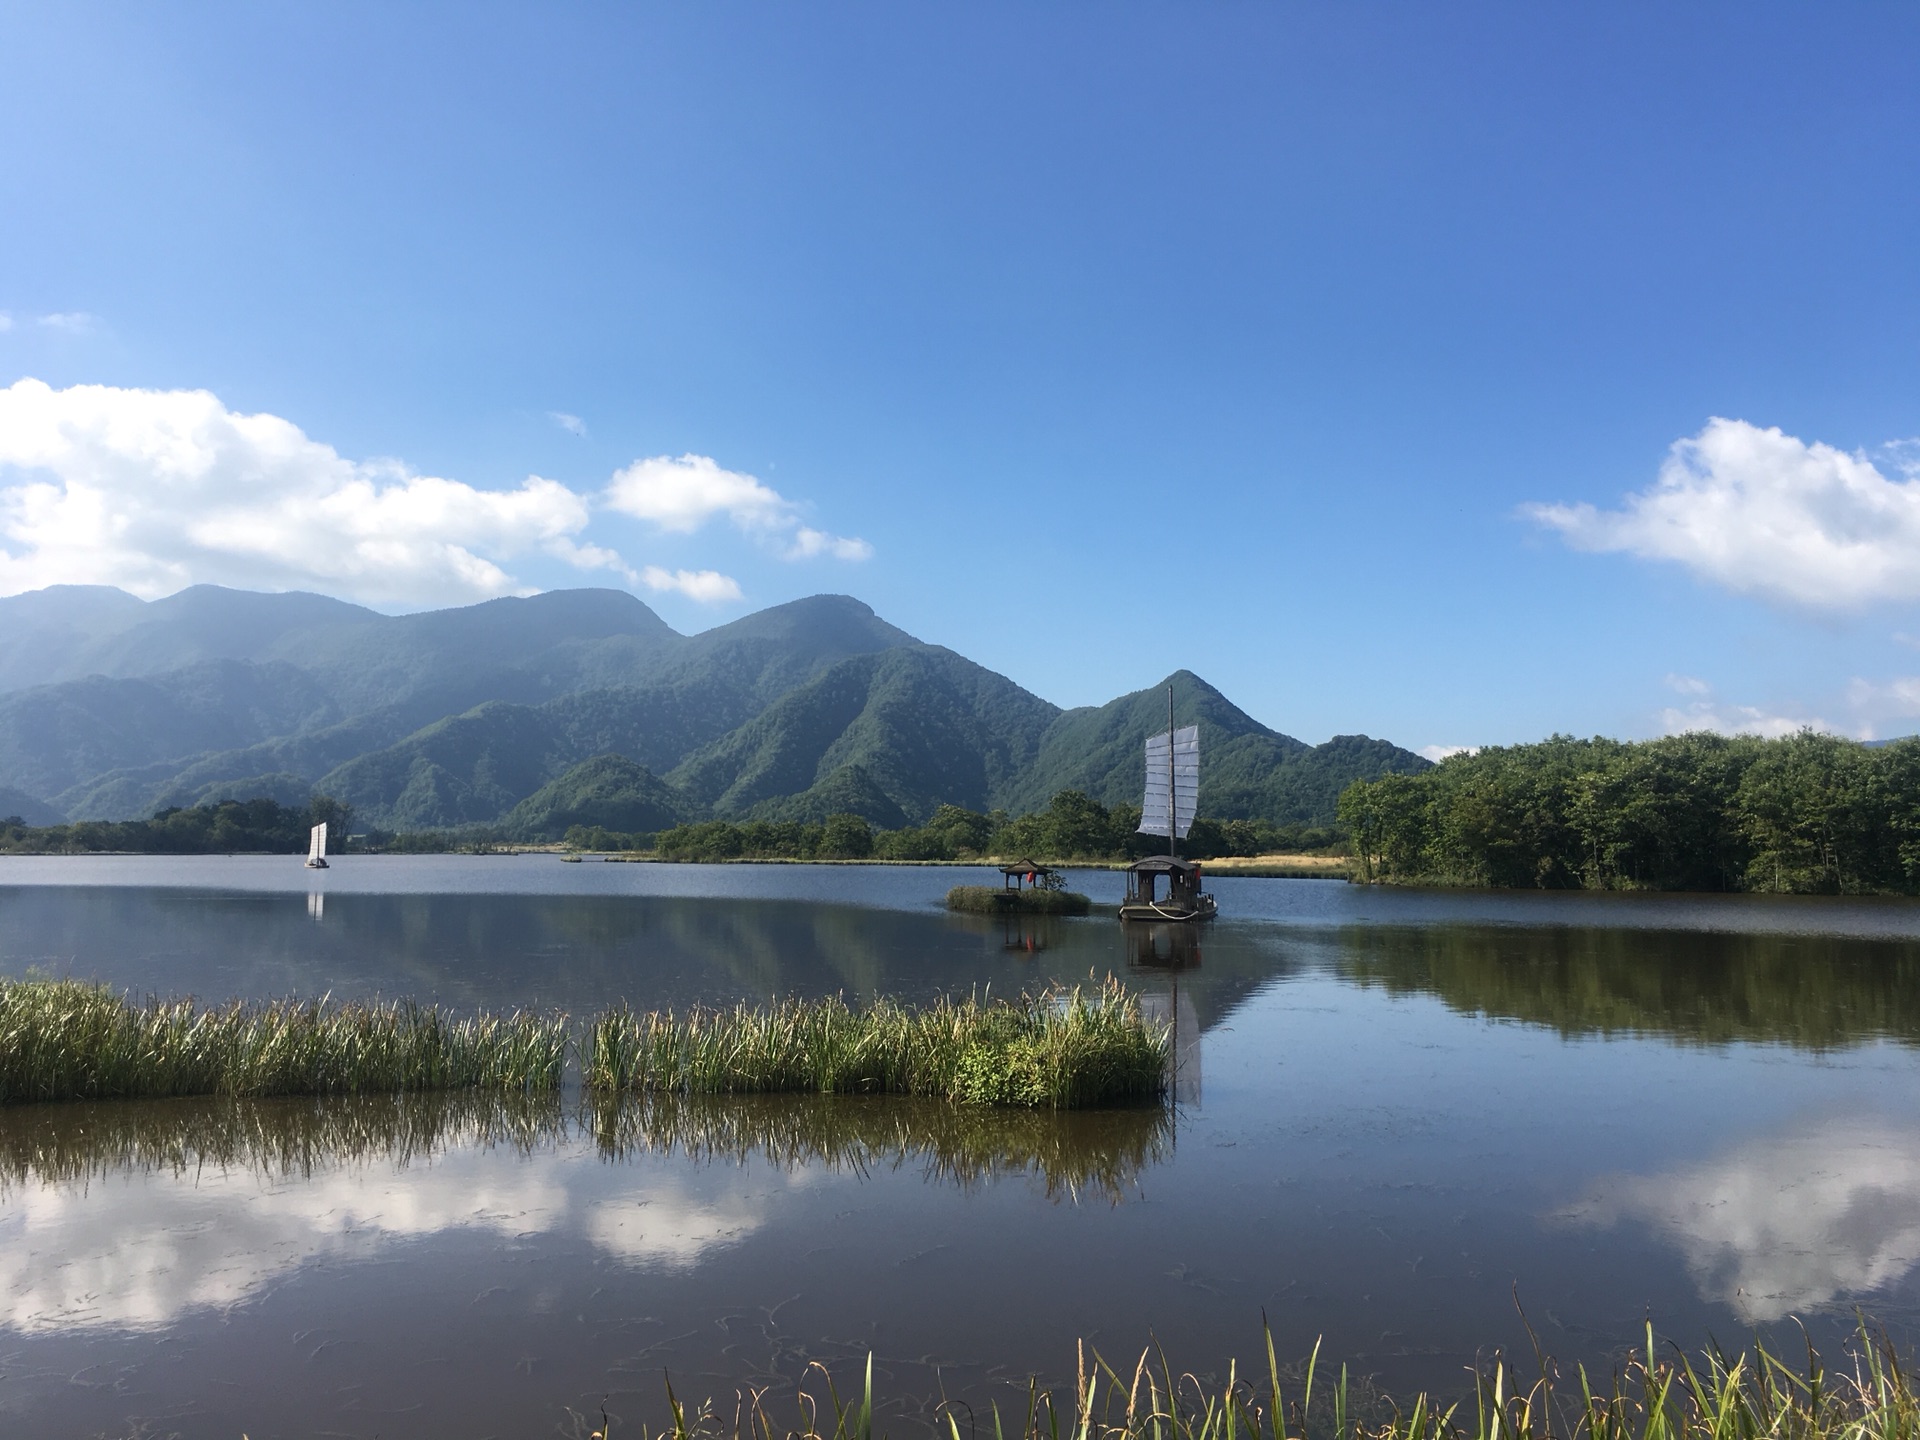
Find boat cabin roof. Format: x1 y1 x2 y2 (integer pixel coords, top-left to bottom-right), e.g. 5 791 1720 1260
1128 855 1202 874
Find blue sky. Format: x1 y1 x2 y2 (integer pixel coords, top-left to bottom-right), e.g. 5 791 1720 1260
3 4 1918 756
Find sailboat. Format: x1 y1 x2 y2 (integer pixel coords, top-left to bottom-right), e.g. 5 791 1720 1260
1118 688 1217 923
306 822 330 870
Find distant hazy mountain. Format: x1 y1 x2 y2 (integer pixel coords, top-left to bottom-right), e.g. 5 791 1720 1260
0 584 1427 828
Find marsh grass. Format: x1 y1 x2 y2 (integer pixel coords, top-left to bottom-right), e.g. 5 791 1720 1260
0 979 567 1104
946 886 1093 916
589 1091 1171 1201
573 1322 1920 1440
585 983 1165 1108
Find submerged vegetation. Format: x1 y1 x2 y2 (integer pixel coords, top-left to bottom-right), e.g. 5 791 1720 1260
1339 730 1920 893
585 985 1166 1108
0 979 566 1103
945 884 1093 916
577 1322 1919 1440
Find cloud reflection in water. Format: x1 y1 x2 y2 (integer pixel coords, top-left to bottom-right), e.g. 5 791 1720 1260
0 1091 1169 1335
1561 1119 1920 1323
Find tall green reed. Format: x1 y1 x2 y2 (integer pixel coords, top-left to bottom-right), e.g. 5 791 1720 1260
571 1321 1920 1440
583 983 1167 1109
0 979 566 1103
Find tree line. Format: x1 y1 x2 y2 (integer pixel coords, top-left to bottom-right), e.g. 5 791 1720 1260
0 796 355 856
644 793 1336 864
1336 730 1920 894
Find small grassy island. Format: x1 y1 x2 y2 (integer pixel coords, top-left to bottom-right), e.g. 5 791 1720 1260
0 981 1164 1110
945 885 1093 915
586 986 1161 1107
0 979 566 1103
947 861 1093 916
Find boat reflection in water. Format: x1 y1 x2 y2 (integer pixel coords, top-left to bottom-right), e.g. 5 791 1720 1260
1125 924 1203 1105
0 1088 1173 1208
1125 921 1203 971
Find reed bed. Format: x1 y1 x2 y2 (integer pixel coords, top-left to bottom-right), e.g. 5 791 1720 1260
0 979 567 1104
945 885 1093 916
588 1091 1171 1200
585 983 1166 1108
577 1323 1920 1440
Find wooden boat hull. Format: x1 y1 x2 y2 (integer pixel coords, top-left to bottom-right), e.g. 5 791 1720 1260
1118 895 1216 924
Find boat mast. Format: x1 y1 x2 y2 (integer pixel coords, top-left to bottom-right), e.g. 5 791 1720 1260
1167 684 1176 862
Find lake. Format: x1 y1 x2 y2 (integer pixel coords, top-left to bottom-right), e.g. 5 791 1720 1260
3 856 1919 1439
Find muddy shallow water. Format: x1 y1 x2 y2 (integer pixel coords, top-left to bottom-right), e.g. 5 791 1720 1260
2 858 1918 1438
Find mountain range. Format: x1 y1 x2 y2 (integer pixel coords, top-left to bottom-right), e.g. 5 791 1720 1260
0 584 1428 836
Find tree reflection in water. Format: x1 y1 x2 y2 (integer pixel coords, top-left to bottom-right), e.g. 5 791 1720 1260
1335 923 1920 1049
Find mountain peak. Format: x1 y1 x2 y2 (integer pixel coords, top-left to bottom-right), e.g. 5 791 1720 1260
693 594 917 648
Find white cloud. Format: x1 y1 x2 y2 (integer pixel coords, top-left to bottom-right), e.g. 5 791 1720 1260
1527 418 1920 610
36 312 97 334
1559 1118 1920 1323
789 525 874 561
640 565 743 603
0 313 12 332
605 453 871 562
1659 701 1830 739
0 378 622 607
548 411 586 437
1418 745 1477 762
1665 673 1711 696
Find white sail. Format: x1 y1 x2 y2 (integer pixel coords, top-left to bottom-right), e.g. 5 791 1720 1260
308 823 328 863
1137 725 1198 838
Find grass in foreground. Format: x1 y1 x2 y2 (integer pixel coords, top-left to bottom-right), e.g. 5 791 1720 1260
572 1323 1919 1440
946 885 1093 916
585 983 1165 1108
0 979 566 1104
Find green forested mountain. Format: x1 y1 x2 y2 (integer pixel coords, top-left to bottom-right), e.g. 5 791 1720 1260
0 660 341 802
1002 671 1429 823
0 584 1425 832
500 755 698 840
668 645 1059 822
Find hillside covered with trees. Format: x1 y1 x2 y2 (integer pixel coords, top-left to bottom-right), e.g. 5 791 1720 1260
0 585 1426 835
1337 730 1920 894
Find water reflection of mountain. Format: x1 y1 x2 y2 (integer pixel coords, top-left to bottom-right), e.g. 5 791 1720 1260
1336 924 1920 1048
0 1090 1171 1203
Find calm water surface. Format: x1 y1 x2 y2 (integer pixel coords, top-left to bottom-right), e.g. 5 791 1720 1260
2 857 1919 1438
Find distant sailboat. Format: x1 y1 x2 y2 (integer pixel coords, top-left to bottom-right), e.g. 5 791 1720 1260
306 822 330 870
1119 687 1216 924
